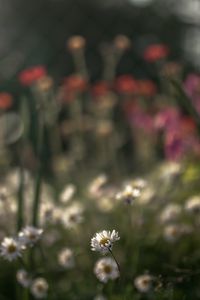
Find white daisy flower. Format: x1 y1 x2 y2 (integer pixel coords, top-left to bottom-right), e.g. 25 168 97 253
185 196 200 214
136 186 155 205
88 174 108 198
31 277 48 299
0 185 10 202
58 248 75 269
39 202 62 225
163 224 182 242
159 162 182 181
96 196 115 213
116 184 141 205
61 202 84 229
19 226 43 247
0 237 23 261
16 269 32 288
160 204 182 223
134 274 153 293
6 168 31 192
91 230 120 254
94 257 119 283
59 184 76 204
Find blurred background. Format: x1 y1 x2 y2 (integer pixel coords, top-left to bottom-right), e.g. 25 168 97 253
1 0 200 86
1 1 200 300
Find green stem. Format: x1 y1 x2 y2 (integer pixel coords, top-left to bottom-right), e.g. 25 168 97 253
108 248 120 275
32 167 42 227
17 148 24 232
32 112 44 227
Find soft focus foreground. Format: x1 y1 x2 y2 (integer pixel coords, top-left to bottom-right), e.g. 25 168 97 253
1 35 200 300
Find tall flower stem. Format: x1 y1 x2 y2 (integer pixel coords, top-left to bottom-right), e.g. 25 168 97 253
17 141 24 232
32 111 44 227
108 248 120 275
17 161 24 231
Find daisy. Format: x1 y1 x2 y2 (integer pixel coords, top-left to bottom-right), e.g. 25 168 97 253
185 196 200 214
91 230 120 254
0 237 23 261
0 185 9 202
163 224 182 242
19 226 43 247
58 248 75 269
116 185 141 205
39 202 56 225
16 269 32 288
31 278 48 299
59 184 76 204
88 174 108 198
94 257 119 283
134 274 154 293
160 204 182 223
61 202 84 229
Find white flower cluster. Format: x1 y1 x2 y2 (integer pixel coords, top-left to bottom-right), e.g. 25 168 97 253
16 270 49 299
91 230 120 283
0 226 43 262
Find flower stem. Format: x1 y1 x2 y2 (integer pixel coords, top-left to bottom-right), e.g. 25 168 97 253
32 112 44 227
108 248 120 275
17 163 24 231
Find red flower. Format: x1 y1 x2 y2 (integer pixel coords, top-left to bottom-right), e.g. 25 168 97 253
143 44 170 62
115 75 139 95
91 81 110 97
19 66 47 86
138 80 157 97
0 92 13 109
179 117 196 136
63 75 87 93
60 75 87 104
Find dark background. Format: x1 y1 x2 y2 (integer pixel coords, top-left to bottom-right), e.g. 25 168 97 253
0 0 197 85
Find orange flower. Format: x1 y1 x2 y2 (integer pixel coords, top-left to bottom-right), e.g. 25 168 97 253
18 66 47 86
115 75 139 95
63 75 87 93
143 44 170 62
91 81 110 97
0 92 13 109
138 80 157 97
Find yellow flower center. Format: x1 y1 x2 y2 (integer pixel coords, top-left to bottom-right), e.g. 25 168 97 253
37 283 45 292
103 264 112 274
100 237 110 247
28 233 36 240
142 279 150 286
7 244 17 253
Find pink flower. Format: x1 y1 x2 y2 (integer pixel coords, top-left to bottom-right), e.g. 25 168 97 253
184 73 200 115
164 117 199 160
154 107 180 131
